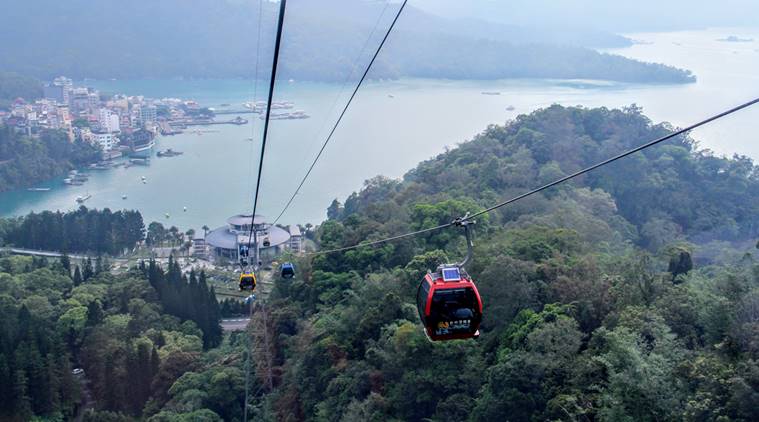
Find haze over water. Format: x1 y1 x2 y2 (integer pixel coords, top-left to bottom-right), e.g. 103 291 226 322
1 27 758 229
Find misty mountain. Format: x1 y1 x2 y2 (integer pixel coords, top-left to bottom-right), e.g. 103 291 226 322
413 0 759 32
0 0 694 83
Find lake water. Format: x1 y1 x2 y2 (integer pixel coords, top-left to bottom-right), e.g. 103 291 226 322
1 27 758 229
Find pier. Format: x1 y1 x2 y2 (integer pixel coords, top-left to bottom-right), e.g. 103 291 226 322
181 116 249 126
214 110 256 115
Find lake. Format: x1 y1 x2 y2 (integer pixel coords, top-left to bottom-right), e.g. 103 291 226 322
1 27 758 229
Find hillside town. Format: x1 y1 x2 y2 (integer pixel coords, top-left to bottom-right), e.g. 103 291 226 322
0 76 254 160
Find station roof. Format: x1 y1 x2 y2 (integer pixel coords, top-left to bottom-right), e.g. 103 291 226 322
226 214 267 226
205 224 290 250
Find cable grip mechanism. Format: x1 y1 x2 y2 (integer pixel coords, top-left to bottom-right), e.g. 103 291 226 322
451 213 476 268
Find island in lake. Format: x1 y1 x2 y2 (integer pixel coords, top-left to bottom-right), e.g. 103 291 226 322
717 35 754 43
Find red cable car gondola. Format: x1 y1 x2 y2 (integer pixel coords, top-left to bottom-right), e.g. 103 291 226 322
417 266 483 341
416 218 482 341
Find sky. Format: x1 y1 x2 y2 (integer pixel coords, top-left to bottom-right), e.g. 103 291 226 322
411 0 759 32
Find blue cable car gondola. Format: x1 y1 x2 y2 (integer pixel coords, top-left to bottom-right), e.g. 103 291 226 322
281 262 295 278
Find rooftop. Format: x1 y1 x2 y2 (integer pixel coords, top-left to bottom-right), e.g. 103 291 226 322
226 214 268 226
205 224 291 250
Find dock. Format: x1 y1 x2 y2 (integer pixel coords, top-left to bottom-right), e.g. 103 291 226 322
182 116 249 126
214 110 256 115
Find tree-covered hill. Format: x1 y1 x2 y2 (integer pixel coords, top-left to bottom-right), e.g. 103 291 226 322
0 0 695 84
3 106 759 421
0 127 101 193
0 72 41 108
243 105 759 421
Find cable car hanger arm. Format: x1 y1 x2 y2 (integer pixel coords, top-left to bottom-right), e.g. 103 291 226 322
452 213 475 268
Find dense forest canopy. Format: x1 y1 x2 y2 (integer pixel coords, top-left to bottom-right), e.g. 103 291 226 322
5 207 146 255
0 127 101 192
249 105 759 421
0 254 222 421
0 0 694 83
2 106 759 421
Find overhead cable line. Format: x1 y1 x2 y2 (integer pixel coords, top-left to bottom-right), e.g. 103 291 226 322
242 4 264 419
243 4 285 421
310 96 759 256
271 0 409 225
246 0 287 254
272 1 391 225
245 0 266 203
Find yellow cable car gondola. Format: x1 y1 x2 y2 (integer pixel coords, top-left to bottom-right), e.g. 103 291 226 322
239 272 257 291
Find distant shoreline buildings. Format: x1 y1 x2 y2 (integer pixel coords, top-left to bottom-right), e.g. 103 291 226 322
0 76 225 159
1 76 305 160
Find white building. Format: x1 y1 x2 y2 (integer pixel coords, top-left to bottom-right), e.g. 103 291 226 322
287 225 304 253
93 132 117 152
139 106 157 125
99 108 120 133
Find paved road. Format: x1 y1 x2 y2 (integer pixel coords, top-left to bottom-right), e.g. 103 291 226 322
73 372 95 421
221 318 250 332
2 247 129 263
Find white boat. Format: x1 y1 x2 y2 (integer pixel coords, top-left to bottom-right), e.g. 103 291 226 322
76 194 92 203
27 187 51 192
122 194 127 200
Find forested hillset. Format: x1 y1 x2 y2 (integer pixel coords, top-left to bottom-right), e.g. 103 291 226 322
1 0 759 421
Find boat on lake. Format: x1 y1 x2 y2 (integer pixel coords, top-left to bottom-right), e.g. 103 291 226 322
246 100 295 113
89 162 112 170
75 194 91 203
157 148 184 157
261 110 310 120
481 91 501 96
130 158 150 166
63 178 84 186
27 187 51 192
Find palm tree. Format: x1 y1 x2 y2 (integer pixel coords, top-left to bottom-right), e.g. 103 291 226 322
168 226 180 247
202 225 210 238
